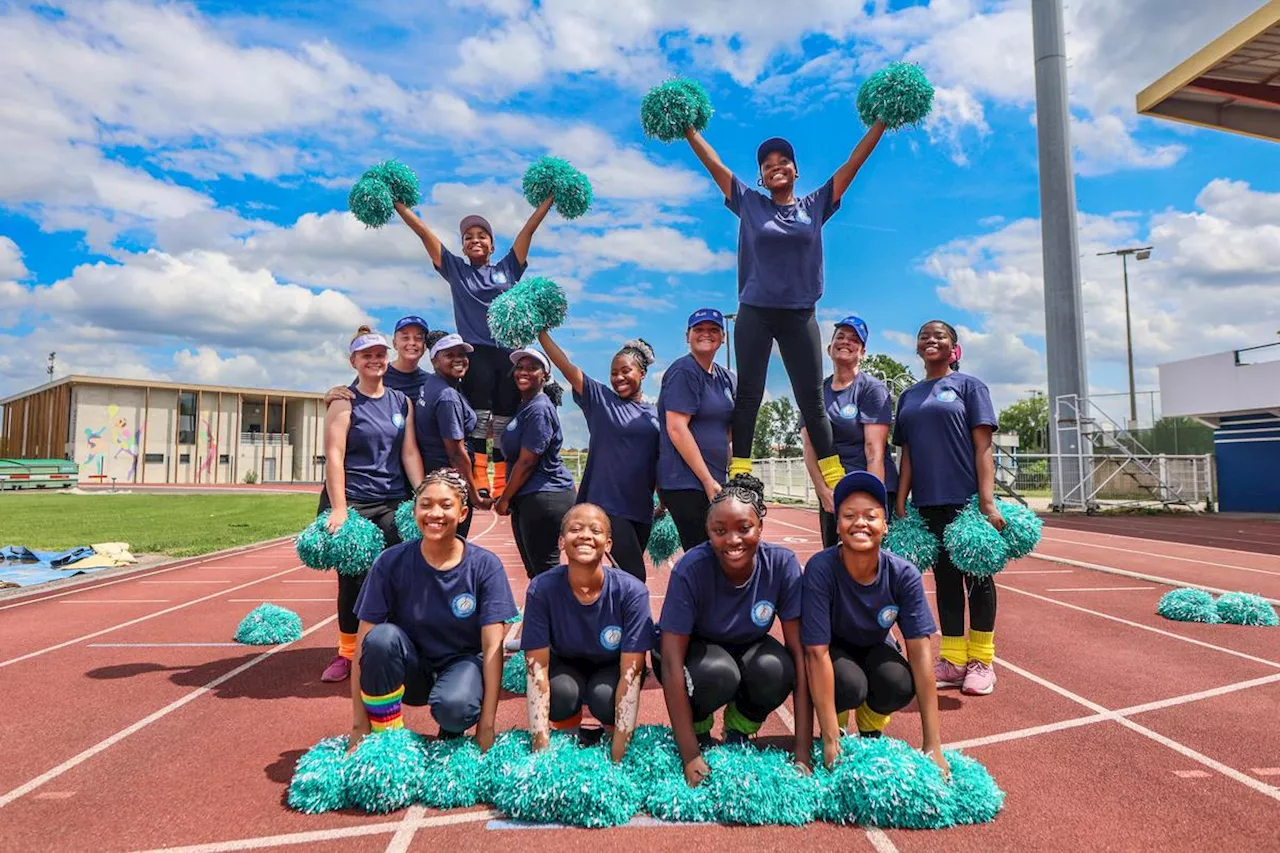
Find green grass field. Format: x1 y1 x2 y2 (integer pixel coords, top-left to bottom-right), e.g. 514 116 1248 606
3 493 318 557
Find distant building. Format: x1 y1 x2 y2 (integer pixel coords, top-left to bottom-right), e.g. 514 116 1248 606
0 375 326 485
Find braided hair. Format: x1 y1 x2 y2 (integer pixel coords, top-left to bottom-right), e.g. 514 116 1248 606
615 338 656 373
414 467 470 507
709 473 768 520
919 320 961 370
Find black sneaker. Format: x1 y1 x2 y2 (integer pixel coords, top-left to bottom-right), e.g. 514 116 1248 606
722 729 752 747
858 730 882 739
696 731 715 750
578 725 608 747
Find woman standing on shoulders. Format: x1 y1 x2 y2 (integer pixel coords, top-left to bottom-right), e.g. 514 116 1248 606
538 329 660 581
894 321 1004 696
802 315 897 547
657 308 737 552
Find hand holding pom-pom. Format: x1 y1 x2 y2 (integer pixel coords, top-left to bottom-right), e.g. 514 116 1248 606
367 160 421 207
640 78 714 142
522 156 593 220
856 62 934 130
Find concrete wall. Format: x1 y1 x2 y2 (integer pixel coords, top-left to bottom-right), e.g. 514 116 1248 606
71 385 149 484
1159 351 1280 422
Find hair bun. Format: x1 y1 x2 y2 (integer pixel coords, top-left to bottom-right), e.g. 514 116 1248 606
356 324 373 336
618 338 656 371
544 380 564 407
728 472 764 498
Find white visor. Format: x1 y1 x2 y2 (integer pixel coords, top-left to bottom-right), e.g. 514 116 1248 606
349 333 389 354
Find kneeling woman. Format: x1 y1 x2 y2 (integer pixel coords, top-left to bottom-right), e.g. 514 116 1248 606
656 475 812 786
802 471 947 774
350 470 518 751
522 504 652 761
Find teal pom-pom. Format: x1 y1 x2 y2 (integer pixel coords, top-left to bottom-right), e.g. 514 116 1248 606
522 156 593 220
417 737 486 809
617 725 682 790
295 515 332 570
1156 588 1220 624
287 735 350 814
944 751 1006 824
646 512 681 566
349 175 396 228
367 159 421 207
1215 591 1279 627
883 503 939 570
295 511 383 575
487 276 569 348
816 736 952 828
345 728 428 814
234 603 303 645
647 745 815 825
640 78 714 142
476 729 538 799
942 497 1011 577
856 62 934 130
501 651 527 694
490 739 641 827
645 771 718 822
503 608 523 625
395 500 421 543
998 500 1042 558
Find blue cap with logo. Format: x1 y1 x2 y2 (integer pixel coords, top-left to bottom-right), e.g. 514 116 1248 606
832 470 887 513
394 315 429 334
687 307 726 330
834 315 868 343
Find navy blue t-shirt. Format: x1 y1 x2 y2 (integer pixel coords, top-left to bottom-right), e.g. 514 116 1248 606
826 373 898 494
415 372 477 471
801 547 936 649
659 541 803 646
435 247 527 348
384 364 430 399
726 176 840 310
501 392 575 496
355 540 518 669
893 373 998 507
344 385 409 502
573 376 659 524
521 565 653 663
657 355 737 491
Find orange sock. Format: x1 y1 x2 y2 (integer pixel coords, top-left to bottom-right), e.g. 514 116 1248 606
472 452 490 493
491 459 507 499
338 631 357 661
551 711 583 731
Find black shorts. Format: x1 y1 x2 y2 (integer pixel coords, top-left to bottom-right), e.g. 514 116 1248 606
460 344 521 417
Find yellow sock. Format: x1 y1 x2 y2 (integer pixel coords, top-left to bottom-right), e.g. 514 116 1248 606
968 630 995 665
338 631 358 661
818 455 846 489
855 703 891 734
723 702 762 735
836 710 850 732
940 635 967 667
729 457 753 479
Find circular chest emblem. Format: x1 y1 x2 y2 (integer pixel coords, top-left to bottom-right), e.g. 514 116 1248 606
936 390 958 403
877 605 900 629
492 271 508 285
599 625 623 651
839 403 858 420
795 208 812 225
392 412 405 429
450 593 477 619
750 600 775 627
505 417 518 432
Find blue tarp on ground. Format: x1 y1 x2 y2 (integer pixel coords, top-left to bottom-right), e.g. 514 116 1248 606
0 545 98 566
0 545 110 587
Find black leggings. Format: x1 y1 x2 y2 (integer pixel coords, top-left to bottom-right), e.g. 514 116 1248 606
317 490 403 634
606 514 652 583
830 641 915 716
510 488 577 578
659 488 711 553
819 491 897 548
732 304 835 462
549 655 624 725
653 634 794 725
919 504 997 634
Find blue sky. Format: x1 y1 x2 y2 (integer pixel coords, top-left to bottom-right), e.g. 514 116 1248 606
3 0 1280 447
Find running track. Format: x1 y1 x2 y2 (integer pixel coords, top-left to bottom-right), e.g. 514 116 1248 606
1 508 1278 852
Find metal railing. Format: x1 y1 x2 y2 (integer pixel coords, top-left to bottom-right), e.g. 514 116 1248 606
239 432 292 446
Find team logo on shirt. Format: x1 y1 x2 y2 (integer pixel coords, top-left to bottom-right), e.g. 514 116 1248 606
839 403 858 419
935 390 958 403
506 417 518 432
750 600 776 627
876 605 900 629
492 271 508 285
599 625 623 651
647 415 660 431
795 208 812 225
723 387 734 404
450 593 477 619
392 412 405 429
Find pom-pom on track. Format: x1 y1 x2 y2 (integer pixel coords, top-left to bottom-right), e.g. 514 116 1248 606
640 78 714 142
233 603 303 645
501 650 527 694
856 62 935 130
1214 591 1279 627
1156 588 1220 624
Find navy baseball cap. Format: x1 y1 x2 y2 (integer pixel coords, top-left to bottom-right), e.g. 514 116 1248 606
394 315 429 334
832 471 888 514
687 308 726 330
834 315 869 343
757 136 796 166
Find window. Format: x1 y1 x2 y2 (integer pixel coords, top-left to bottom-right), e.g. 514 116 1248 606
179 453 191 464
219 454 230 464
178 391 196 444
314 455 326 465
144 453 164 464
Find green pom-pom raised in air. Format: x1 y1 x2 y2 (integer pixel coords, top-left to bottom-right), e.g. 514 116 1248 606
942 496 1010 577
640 78 714 142
883 503 939 570
234 603 303 645
856 62 934 130
501 651 527 694
487 276 569 348
1156 588 1220 624
349 176 396 228
1215 591 1279 627
286 735 350 814
522 156 593 220
367 159 421 207
395 499 421 543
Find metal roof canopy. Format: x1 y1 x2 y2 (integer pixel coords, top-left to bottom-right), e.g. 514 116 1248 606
1137 1 1280 143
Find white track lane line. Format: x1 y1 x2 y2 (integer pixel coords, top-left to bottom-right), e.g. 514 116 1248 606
0 614 337 809
0 566 300 669
996 583 1280 669
1044 586 1156 592
1042 527 1280 561
60 600 170 604
1039 535 1280 577
1026 553 1280 604
994 657 1280 803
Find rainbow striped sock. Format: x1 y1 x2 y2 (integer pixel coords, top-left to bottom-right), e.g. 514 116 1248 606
362 686 405 732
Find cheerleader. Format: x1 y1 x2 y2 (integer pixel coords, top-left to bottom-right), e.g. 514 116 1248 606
894 321 1004 696
324 315 431 403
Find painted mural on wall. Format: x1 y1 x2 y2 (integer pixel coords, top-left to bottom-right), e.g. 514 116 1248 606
80 405 143 481
199 419 217 479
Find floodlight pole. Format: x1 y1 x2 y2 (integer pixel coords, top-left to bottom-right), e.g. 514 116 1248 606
1032 0 1091 508
1097 246 1153 429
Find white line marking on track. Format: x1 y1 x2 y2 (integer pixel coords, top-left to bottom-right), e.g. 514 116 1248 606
1253 768 1280 776
1040 531 1280 567
87 643 243 648
1045 586 1156 592
384 805 426 853
0 566 300 670
996 583 1280 669
1027 553 1280 604
227 598 330 603
864 827 901 853
281 579 332 584
130 809 499 853
141 580 231 585
1173 770 1211 778
59 600 170 604
0 614 337 810
1001 570 1074 575
1115 672 1280 717
994 657 1280 803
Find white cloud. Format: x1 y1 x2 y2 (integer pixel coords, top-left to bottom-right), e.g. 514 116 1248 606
1070 114 1186 177
924 86 990 166
0 236 28 281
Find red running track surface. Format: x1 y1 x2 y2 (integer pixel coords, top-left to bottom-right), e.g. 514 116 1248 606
1 506 1278 852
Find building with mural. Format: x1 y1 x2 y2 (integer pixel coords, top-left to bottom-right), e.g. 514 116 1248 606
0 375 326 485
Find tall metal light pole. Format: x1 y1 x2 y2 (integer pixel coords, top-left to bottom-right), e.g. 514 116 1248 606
724 312 737 371
1097 247 1152 429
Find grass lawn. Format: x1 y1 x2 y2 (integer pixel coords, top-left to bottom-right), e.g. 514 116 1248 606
3 493 318 557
